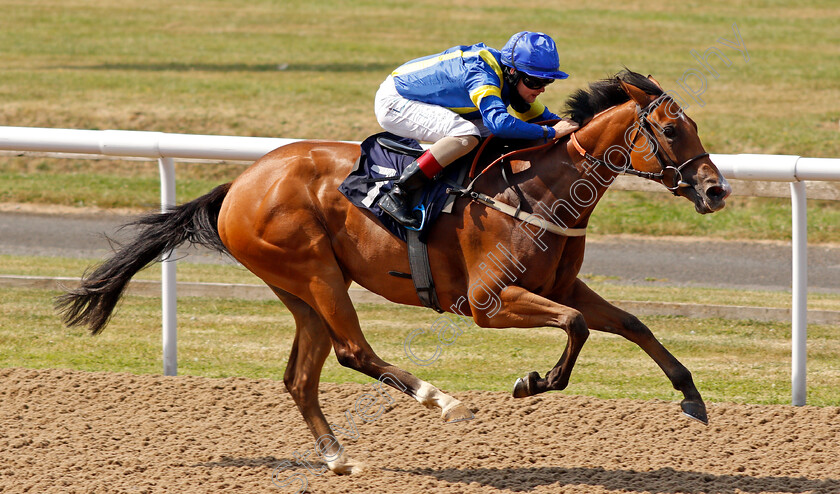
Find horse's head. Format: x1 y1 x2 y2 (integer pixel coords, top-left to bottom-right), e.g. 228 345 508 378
619 75 731 214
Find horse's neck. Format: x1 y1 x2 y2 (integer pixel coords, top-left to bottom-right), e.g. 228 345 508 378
522 102 638 227
572 102 638 163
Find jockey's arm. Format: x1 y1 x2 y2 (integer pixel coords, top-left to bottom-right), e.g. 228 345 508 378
476 94 556 140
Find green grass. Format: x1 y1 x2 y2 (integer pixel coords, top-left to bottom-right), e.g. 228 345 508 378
2 287 837 406
0 158 246 210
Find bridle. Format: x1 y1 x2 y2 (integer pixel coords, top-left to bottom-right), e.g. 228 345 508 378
570 93 710 195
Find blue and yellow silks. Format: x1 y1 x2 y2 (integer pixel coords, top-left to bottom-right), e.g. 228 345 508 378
391 43 560 140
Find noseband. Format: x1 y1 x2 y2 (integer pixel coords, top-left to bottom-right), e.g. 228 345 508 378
570 93 709 195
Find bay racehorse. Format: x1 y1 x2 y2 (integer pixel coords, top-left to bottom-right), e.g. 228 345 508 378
57 70 731 474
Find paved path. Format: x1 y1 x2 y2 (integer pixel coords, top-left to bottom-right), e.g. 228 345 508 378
2 210 839 293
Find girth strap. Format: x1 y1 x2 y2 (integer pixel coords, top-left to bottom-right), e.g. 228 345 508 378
406 229 444 312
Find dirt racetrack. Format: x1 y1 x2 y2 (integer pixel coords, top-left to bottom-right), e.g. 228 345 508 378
1 368 838 494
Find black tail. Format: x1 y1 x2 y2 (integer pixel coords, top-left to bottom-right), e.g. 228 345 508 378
55 183 232 335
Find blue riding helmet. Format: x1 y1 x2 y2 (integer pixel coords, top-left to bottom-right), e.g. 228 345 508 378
501 31 569 80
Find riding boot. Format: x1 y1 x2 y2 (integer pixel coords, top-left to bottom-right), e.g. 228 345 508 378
378 160 432 229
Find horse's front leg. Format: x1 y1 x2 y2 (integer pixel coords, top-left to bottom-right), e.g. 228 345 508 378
567 278 708 424
471 286 590 398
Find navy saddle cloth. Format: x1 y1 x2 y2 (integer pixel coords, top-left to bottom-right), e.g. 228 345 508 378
338 132 465 241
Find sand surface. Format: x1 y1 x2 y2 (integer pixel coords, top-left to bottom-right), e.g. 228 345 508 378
1 367 838 493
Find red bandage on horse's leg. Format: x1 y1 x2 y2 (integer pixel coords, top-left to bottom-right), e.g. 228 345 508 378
416 151 443 179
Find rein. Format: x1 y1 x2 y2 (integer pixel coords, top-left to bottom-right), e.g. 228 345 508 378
451 128 587 238
468 133 558 179
570 94 709 195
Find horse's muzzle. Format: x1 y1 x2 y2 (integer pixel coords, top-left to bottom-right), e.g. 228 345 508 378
682 161 732 214
690 177 731 214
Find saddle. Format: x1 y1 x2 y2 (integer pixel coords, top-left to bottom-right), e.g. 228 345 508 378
338 132 470 242
338 131 547 313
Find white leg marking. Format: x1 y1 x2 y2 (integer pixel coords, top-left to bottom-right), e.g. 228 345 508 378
414 381 459 411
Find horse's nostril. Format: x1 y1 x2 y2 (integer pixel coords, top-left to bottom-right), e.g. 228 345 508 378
706 185 726 202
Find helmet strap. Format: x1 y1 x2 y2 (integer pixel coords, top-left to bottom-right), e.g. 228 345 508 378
504 67 530 113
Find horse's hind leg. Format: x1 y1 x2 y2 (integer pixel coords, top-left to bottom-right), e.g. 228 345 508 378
567 279 708 424
281 264 472 423
270 286 364 474
310 281 474 423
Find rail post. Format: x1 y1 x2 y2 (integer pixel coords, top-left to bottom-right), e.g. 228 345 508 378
790 180 807 405
158 157 177 376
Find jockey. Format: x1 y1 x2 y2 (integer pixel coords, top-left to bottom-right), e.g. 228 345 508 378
374 31 580 228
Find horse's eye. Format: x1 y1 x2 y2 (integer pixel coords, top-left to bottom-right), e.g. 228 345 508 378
663 126 677 139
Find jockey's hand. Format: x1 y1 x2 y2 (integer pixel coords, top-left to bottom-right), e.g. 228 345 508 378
552 119 580 138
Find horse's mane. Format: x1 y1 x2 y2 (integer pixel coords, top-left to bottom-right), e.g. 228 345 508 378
563 69 663 125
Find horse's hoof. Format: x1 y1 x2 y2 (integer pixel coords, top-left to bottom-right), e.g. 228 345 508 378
442 402 474 423
328 455 365 475
512 371 540 398
680 399 709 425
512 377 528 398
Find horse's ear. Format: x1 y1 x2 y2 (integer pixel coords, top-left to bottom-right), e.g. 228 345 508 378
646 75 663 90
619 79 653 107
619 81 650 108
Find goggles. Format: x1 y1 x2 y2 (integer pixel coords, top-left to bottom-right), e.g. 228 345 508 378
520 74 554 90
